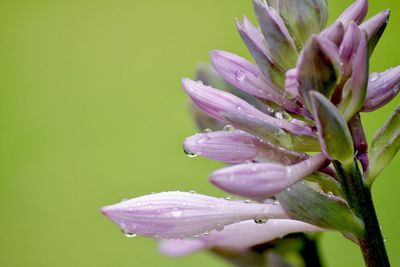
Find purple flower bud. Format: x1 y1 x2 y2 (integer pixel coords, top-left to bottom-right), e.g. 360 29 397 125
297 35 342 111
253 0 298 70
337 0 368 28
210 153 328 198
342 31 368 120
158 219 321 256
210 50 302 114
182 78 314 137
184 130 307 164
190 104 226 132
360 10 390 57
223 111 319 152
272 0 329 49
349 114 369 170
361 65 400 112
320 21 345 46
284 68 300 99
100 192 288 239
236 17 285 87
340 22 363 78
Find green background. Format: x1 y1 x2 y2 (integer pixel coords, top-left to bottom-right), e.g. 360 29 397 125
0 0 398 266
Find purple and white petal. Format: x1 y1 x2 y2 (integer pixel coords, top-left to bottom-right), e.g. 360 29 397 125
158 219 322 256
320 21 345 46
337 0 368 28
362 65 400 112
182 78 314 136
360 10 390 56
210 154 328 198
236 17 285 87
210 50 303 114
184 130 308 164
101 192 288 239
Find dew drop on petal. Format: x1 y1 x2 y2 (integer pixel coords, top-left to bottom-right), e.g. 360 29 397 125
244 199 252 203
196 80 204 85
223 125 235 132
203 128 212 133
274 112 284 120
189 190 196 194
183 147 198 158
370 73 380 82
254 219 268 224
235 70 246 81
216 224 224 232
122 230 137 238
171 210 183 218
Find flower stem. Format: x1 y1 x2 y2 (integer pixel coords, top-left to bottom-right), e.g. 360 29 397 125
300 235 323 267
333 161 390 267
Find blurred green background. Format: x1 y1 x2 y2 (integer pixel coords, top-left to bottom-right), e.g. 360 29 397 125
0 0 398 266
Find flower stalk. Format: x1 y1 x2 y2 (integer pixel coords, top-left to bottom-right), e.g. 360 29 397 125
333 161 390 267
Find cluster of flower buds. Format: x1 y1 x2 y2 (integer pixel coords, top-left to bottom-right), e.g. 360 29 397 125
101 0 399 262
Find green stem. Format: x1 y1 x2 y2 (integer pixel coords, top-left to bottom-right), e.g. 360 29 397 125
300 235 323 267
333 161 390 267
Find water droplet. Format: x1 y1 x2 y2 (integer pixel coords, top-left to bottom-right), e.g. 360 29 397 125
370 73 380 82
254 219 268 224
235 70 246 81
122 231 137 238
204 230 210 236
244 199 252 203
196 80 204 85
193 234 199 238
183 147 198 158
274 112 284 120
224 196 232 200
216 224 224 231
223 125 235 132
273 200 279 205
189 190 196 194
171 210 183 218
203 128 212 133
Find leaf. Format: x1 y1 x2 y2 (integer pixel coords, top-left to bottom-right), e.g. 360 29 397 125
276 182 364 236
367 106 400 184
310 91 354 165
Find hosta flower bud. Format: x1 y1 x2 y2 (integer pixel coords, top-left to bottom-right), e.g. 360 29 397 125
210 50 302 114
337 0 368 28
158 219 321 256
297 36 342 111
361 66 400 112
273 0 329 49
184 130 307 164
253 0 298 70
182 78 314 137
210 153 328 197
236 17 285 87
101 192 288 239
360 10 390 57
